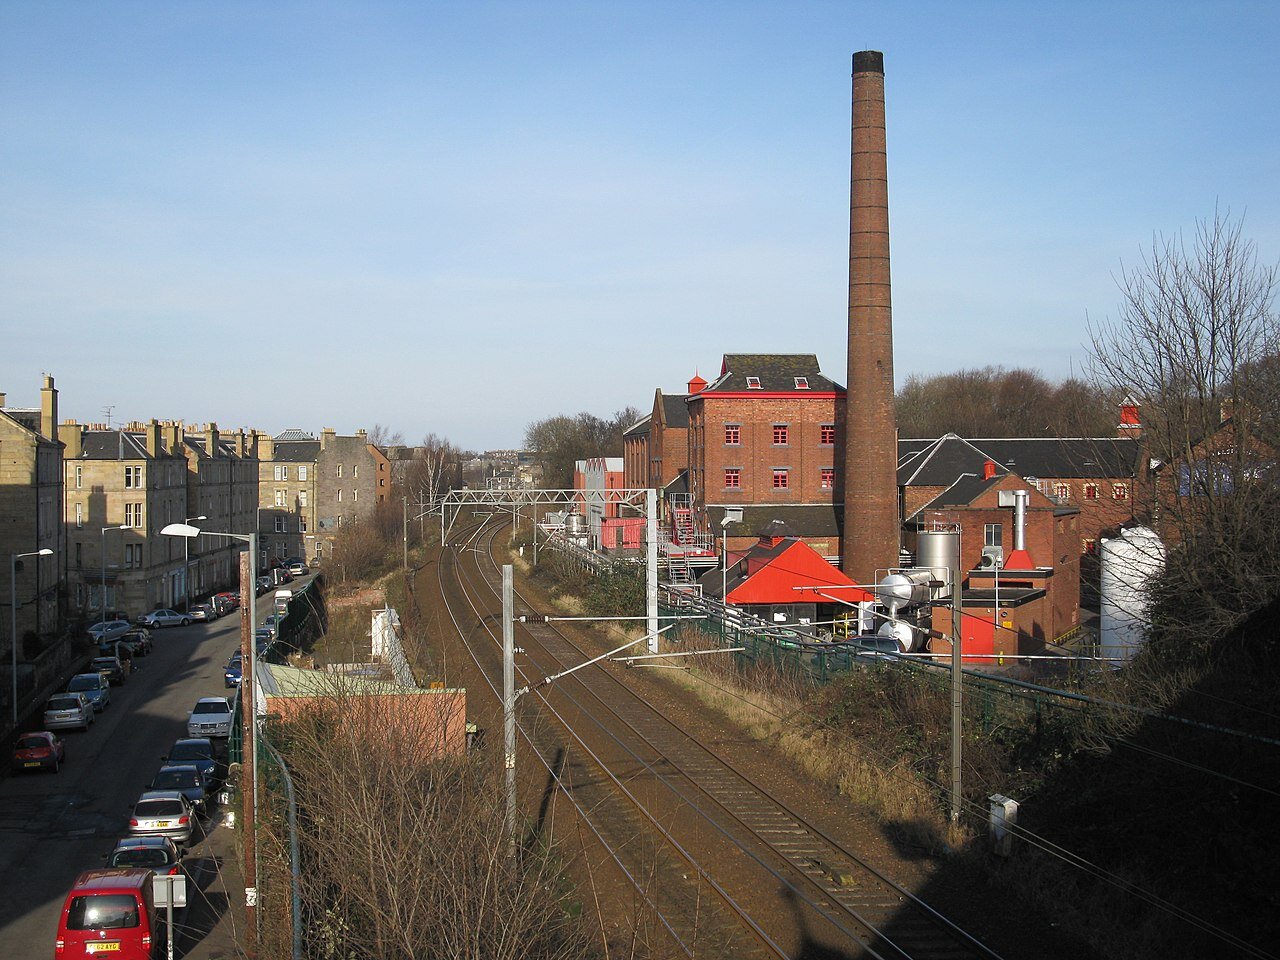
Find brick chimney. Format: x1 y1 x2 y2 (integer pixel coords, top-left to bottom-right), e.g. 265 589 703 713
321 428 336 451
145 419 162 458
39 374 58 441
842 50 900 584
205 422 220 457
257 431 274 461
233 430 247 458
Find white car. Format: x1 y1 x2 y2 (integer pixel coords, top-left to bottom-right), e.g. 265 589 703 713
139 608 190 628
186 697 233 739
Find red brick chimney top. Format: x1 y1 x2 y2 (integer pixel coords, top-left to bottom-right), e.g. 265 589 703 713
688 373 707 395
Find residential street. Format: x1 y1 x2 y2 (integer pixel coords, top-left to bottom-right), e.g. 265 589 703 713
0 609 251 959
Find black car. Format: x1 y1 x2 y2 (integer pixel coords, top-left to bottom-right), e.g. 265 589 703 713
162 738 223 789
148 763 209 815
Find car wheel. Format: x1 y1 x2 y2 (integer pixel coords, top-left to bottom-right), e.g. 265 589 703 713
181 619 190 627
51 757 59 773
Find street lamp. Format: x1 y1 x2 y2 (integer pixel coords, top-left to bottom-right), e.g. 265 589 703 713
101 524 130 630
183 515 208 611
160 522 259 935
11 547 54 725
720 507 744 614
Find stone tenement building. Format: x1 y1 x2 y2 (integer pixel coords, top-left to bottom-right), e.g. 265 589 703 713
0 375 64 649
255 428 380 564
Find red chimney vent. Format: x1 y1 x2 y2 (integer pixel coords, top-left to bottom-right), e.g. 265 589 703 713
982 460 997 481
688 373 707 395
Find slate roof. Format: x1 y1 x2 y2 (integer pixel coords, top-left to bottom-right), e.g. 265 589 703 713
912 472 1003 511
79 430 168 460
274 428 316 442
660 393 690 428
897 434 1141 485
623 414 652 438
1 408 41 434
705 504 843 538
703 354 843 393
272 440 321 463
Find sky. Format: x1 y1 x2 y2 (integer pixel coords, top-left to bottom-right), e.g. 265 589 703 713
3 1 1278 451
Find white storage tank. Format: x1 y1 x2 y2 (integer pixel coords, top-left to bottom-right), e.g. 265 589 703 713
914 529 960 597
1099 526 1165 663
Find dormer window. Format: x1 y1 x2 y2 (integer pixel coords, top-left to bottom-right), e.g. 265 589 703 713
794 377 809 389
745 377 761 389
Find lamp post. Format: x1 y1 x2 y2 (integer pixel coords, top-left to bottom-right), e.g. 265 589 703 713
101 524 130 629
161 522 258 944
11 547 53 725
182 515 208 611
720 507 744 621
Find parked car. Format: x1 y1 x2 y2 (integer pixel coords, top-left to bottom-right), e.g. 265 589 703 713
255 576 272 596
255 628 274 650
105 835 186 876
67 672 111 712
211 594 236 616
147 763 209 815
287 560 308 577
186 697 233 739
224 652 243 687
188 602 216 622
86 619 133 643
261 614 279 634
11 731 65 773
43 692 95 731
138 608 190 628
162 737 222 787
120 628 153 656
56 868 162 960
90 655 128 685
214 591 240 610
127 790 196 843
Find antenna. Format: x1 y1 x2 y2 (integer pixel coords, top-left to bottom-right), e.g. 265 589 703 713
102 405 115 429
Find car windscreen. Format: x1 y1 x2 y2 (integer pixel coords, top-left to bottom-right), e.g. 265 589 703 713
168 744 209 762
153 770 200 789
91 660 116 669
111 849 170 868
191 702 228 715
67 676 100 692
135 800 185 818
16 735 48 750
66 894 140 930
47 697 80 711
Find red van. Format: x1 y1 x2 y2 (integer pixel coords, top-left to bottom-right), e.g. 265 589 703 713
55 867 159 958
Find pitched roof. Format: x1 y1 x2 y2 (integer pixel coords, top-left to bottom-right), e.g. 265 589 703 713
79 430 162 460
271 440 320 463
913 472 1004 511
274 428 316 442
0 408 41 434
897 434 1141 484
623 414 652 438
660 393 690 428
702 354 843 394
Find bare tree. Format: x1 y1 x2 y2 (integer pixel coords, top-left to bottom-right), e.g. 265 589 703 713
366 423 405 448
1087 209 1280 655
400 432 461 508
524 407 640 488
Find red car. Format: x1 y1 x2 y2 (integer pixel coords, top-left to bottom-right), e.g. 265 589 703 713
11 731 66 773
214 591 240 610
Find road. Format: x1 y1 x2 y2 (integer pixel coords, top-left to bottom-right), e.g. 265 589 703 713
0 600 257 959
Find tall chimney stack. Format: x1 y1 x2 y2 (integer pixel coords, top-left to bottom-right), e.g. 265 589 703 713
842 51 900 583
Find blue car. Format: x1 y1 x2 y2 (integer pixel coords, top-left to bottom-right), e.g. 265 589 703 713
162 738 223 789
66 672 111 712
224 653 243 687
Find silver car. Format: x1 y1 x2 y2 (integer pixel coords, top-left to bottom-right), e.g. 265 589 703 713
87 619 133 643
43 692 95 731
128 790 196 843
186 697 233 739
139 608 190 628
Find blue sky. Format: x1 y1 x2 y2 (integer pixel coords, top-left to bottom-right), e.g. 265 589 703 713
3 1 1278 450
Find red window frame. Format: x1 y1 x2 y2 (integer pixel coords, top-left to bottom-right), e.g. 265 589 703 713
772 469 789 489
724 424 740 445
820 467 834 489
1083 483 1099 501
820 424 835 445
772 424 788 445
724 468 741 489
1113 483 1129 501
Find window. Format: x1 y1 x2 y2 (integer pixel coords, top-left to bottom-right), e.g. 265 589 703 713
300 516 307 533
352 489 358 502
274 465 288 481
1083 483 1099 501
724 468 741 489
124 503 143 528
353 465 358 479
274 489 287 507
772 468 789 489
772 424 789 445
820 424 835 445
75 465 82 489
745 376 761 389
724 424 741 445
124 465 141 488
820 467 834 489
379 478 385 487
75 542 82 567
1083 538 1098 554
125 544 142 569
336 464 343 478
298 465 308 481
1113 482 1129 501
1054 482 1070 500
794 376 809 389
299 490 308 508
75 503 83 528
337 489 343 502
274 516 286 533
984 523 1003 548
337 515 343 527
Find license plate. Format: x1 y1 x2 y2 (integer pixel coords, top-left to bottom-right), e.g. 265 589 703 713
156 821 170 827
87 944 120 953
23 761 41 768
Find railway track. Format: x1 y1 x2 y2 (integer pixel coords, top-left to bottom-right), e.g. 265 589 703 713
435 519 998 960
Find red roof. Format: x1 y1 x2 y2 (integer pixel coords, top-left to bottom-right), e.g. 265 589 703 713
726 540 873 606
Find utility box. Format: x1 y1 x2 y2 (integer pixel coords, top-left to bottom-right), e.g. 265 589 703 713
989 794 1018 857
